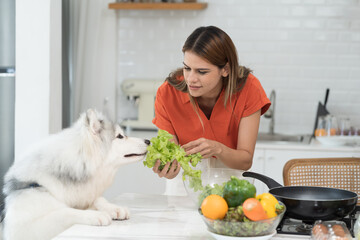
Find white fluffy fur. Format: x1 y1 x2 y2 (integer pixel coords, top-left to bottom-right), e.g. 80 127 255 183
1 109 149 240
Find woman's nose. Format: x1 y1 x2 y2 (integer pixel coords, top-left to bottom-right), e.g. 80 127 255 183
186 70 197 83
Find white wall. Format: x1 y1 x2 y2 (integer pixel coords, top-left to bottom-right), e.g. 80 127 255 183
115 0 360 135
15 0 62 158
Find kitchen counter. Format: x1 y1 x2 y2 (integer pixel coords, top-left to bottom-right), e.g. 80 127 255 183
54 193 311 240
256 138 360 152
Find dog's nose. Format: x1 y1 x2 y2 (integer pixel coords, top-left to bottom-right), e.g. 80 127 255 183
144 139 150 145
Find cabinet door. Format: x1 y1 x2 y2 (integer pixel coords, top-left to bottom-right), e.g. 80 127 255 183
249 149 266 194
263 149 360 188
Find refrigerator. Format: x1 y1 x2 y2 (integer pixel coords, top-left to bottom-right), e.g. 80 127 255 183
0 0 15 211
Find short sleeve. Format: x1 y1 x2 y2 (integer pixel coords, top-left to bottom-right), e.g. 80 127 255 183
242 75 271 117
152 84 176 135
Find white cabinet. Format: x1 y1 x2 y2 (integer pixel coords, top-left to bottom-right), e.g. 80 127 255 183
251 146 360 194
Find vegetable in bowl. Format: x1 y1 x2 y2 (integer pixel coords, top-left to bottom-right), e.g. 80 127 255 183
199 202 286 237
192 174 286 237
223 176 256 207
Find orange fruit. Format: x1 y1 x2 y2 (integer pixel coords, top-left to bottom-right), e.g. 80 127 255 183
329 128 337 136
201 194 228 220
315 129 326 137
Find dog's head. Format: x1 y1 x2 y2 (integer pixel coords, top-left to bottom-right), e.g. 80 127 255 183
76 109 150 167
107 125 150 167
75 109 116 156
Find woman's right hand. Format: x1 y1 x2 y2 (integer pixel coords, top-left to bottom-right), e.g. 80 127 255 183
152 160 181 179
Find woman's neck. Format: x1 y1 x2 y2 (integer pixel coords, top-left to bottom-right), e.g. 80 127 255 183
196 87 223 119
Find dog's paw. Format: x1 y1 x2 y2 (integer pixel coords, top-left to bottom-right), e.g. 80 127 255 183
82 210 112 226
100 203 130 220
112 206 130 220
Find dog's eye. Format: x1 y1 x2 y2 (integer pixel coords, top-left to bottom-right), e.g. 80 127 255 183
116 134 124 139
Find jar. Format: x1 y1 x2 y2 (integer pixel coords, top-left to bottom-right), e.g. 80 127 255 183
339 117 351 136
325 115 338 136
315 116 327 137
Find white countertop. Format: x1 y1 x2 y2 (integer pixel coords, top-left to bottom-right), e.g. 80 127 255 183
54 193 311 240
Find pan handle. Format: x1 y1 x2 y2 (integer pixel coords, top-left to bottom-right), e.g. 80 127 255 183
243 171 283 189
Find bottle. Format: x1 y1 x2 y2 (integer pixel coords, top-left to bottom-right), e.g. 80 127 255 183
315 116 326 137
325 115 338 136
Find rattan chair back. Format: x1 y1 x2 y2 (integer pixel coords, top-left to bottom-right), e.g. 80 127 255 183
283 157 360 205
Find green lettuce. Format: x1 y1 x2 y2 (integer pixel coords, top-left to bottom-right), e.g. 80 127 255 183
143 129 203 191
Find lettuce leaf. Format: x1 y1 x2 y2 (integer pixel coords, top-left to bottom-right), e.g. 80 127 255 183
143 129 203 191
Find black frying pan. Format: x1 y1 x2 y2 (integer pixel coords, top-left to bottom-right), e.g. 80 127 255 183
243 171 358 221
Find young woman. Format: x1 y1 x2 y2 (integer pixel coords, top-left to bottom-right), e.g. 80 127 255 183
152 26 270 194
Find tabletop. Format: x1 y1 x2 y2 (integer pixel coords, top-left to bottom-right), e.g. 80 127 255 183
54 193 310 240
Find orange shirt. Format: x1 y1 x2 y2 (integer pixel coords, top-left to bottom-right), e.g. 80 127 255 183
152 74 271 149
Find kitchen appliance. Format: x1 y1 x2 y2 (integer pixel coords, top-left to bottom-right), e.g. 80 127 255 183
0 0 15 211
121 79 163 131
243 171 358 221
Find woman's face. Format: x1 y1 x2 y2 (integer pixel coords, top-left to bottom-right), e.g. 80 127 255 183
183 51 228 99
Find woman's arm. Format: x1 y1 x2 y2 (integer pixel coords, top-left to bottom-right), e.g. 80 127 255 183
182 110 261 170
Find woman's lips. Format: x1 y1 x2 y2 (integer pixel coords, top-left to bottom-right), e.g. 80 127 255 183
189 85 201 90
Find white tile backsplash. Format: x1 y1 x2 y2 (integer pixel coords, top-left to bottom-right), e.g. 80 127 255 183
115 0 360 135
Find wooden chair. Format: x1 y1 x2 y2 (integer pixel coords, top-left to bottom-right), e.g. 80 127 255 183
283 157 360 205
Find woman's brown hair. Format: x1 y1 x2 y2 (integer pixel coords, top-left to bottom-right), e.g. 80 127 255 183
166 26 252 125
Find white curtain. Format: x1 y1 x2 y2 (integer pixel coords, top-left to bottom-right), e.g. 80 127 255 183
69 0 117 122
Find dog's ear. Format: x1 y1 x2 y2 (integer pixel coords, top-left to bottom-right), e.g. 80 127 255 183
86 109 102 135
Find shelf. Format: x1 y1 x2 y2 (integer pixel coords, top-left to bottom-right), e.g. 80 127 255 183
108 2 208 10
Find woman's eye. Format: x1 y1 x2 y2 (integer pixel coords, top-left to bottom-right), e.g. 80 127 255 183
184 67 190 71
116 134 124 139
198 71 208 75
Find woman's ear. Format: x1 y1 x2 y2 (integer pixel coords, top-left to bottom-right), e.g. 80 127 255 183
221 63 230 77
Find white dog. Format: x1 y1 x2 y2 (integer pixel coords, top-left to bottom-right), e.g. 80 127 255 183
0 109 150 240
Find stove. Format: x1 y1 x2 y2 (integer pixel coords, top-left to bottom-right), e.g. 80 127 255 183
276 206 360 237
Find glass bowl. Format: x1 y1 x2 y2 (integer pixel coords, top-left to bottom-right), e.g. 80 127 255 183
199 202 286 237
183 167 285 237
183 168 255 207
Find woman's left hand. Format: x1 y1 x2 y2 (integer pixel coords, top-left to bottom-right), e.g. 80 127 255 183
182 138 222 159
